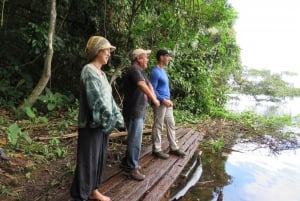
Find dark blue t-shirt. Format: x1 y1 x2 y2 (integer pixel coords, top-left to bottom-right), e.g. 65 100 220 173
122 64 149 122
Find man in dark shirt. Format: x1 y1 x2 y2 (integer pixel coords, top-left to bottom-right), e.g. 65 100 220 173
121 48 160 181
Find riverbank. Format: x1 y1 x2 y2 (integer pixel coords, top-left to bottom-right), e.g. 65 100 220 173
0 111 298 200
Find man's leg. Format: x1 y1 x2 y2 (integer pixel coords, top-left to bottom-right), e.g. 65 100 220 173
125 118 144 169
152 105 170 159
165 107 186 157
152 105 167 152
122 118 146 181
164 107 179 151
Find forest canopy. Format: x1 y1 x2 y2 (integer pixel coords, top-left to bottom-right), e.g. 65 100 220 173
0 0 241 115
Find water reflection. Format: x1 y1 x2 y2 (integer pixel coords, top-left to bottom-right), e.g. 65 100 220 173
166 94 300 200
167 144 300 201
167 149 231 201
224 143 300 201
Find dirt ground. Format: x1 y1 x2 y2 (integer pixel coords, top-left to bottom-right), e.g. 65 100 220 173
0 115 297 201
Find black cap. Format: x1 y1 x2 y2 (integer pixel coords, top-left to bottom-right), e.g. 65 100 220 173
156 49 171 60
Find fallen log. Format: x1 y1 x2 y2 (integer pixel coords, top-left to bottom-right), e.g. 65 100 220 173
32 126 188 141
32 129 153 141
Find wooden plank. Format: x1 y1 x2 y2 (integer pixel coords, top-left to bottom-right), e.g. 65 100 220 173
126 131 202 201
102 127 189 182
99 128 190 193
102 130 200 201
140 127 187 158
107 155 175 201
142 132 203 201
139 133 203 201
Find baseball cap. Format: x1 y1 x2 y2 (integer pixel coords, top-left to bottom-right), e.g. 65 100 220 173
131 48 151 61
156 49 171 60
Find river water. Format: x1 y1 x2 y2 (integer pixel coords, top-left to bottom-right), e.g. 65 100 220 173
167 94 300 201
224 143 300 201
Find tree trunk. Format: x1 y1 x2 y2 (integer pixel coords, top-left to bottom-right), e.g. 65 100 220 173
18 0 56 109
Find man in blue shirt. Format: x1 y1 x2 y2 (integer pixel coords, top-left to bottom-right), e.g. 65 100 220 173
150 49 185 159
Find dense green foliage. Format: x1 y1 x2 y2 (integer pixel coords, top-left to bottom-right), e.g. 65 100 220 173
0 0 241 115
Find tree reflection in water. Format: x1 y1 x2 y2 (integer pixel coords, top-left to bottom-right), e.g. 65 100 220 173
166 148 232 201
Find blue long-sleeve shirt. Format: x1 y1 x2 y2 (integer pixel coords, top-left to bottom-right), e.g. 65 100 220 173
150 66 170 102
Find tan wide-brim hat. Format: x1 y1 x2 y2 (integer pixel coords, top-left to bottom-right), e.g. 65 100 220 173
85 36 116 61
131 48 151 61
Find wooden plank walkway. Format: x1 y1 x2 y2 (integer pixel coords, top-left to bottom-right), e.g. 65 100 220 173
99 127 204 201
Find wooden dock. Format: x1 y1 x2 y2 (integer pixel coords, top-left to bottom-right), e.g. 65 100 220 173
99 127 204 201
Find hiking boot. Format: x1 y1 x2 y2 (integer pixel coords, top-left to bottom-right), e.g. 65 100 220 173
153 151 169 159
169 149 186 157
120 162 142 172
129 169 145 181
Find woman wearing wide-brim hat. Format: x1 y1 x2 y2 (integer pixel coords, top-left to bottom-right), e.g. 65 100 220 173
70 36 124 201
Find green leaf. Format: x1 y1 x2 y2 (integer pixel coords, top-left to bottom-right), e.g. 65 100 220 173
38 116 48 123
6 124 21 146
56 148 63 157
25 106 36 118
47 103 56 111
21 133 32 144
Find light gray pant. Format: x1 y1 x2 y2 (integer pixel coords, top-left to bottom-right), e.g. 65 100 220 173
152 105 179 152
